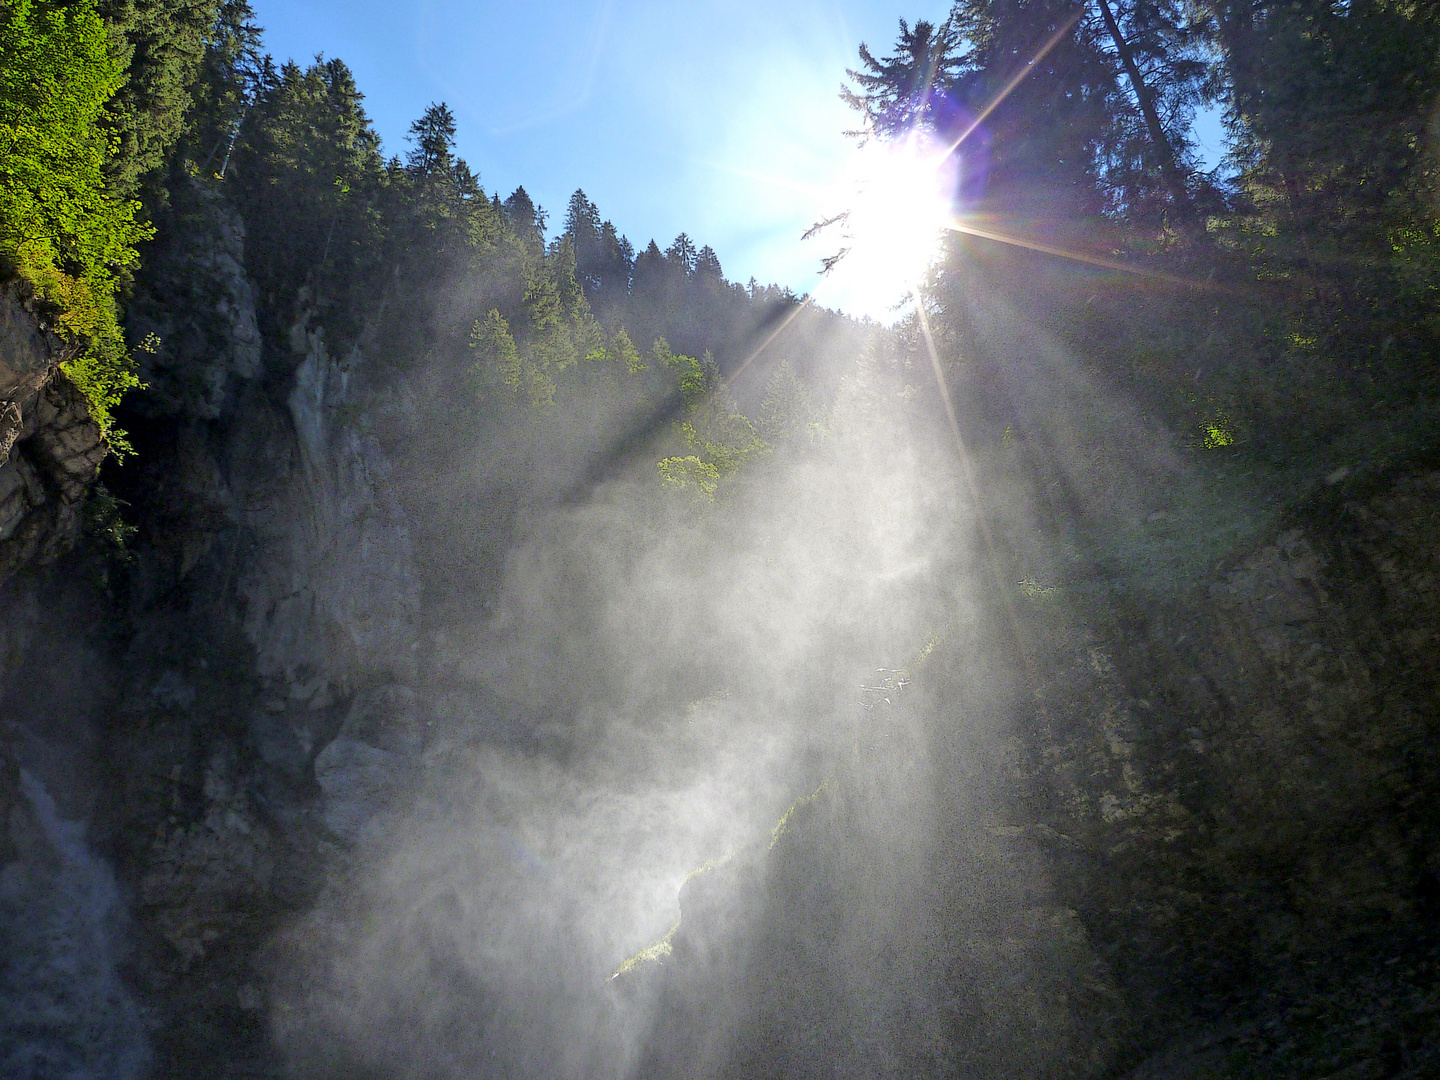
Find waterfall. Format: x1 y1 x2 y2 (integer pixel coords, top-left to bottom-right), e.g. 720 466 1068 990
0 770 151 1079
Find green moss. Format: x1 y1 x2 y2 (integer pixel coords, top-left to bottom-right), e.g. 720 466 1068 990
609 920 680 980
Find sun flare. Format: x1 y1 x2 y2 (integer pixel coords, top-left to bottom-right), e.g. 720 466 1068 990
814 132 959 319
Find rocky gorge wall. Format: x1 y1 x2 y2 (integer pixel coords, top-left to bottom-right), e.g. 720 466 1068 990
604 389 1440 1076
0 181 429 1076
0 176 1436 1078
0 285 109 584
935 413 1440 1076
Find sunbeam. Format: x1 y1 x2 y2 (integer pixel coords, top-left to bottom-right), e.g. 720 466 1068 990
944 9 1086 156
806 129 959 319
943 216 1217 289
5 3 1436 1078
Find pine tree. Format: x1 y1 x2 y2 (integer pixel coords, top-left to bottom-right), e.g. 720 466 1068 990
406 101 456 175
694 245 723 281
503 186 546 246
841 17 962 136
563 188 603 288
1091 0 1206 221
632 239 665 299
1210 0 1440 363
97 0 223 200
665 233 698 277
756 359 815 444
593 220 634 314
229 55 385 343
190 0 265 177
561 189 635 318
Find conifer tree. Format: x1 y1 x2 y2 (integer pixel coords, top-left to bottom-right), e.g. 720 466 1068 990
97 0 222 200
190 0 265 178
665 233 698 277
503 186 546 247
592 220 634 314
562 189 634 318
632 239 666 300
841 18 962 136
229 55 385 342
694 245 723 282
1091 0 1203 221
406 101 457 175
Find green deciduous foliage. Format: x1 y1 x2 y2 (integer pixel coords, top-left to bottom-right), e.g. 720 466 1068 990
656 454 720 498
0 0 153 444
654 339 764 492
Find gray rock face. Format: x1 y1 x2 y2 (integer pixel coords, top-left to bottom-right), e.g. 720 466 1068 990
1 180 426 1075
225 317 422 840
237 324 421 698
0 770 152 1080
0 284 69 405
0 283 106 585
313 685 424 840
123 178 262 420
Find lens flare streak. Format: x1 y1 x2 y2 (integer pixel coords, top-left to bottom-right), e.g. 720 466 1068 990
943 217 1210 289
944 9 1087 157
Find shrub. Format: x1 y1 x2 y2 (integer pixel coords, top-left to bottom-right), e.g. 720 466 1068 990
0 0 151 446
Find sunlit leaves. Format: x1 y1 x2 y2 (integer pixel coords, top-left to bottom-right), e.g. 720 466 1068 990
656 455 719 498
654 339 764 483
0 0 152 441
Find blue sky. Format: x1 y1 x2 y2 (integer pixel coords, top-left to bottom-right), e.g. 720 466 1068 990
247 1 1228 319
248 0 958 312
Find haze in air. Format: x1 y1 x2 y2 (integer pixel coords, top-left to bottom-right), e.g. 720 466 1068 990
0 2 1438 1079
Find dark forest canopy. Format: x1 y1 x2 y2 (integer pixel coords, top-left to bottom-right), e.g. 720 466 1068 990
842 0 1440 460
1 0 1438 464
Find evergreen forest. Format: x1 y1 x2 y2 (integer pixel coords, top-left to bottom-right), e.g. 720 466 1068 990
2 0 1440 1077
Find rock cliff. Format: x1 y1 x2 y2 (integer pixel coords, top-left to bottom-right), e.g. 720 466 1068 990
0 285 108 584
0 181 427 1075
603 457 1440 1079
0 175 1436 1078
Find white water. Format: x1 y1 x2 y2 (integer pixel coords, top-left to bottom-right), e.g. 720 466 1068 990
0 770 151 1079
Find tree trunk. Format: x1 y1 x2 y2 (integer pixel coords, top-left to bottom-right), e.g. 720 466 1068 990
1093 0 1195 223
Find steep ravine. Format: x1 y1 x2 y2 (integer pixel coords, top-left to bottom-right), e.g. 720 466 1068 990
1 182 428 1075
0 284 110 584
0 180 1437 1077
609 451 1440 1076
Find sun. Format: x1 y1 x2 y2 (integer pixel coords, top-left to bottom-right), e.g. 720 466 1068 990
811 130 959 320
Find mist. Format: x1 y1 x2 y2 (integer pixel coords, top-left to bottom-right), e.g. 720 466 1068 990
4 1 1439 1075
260 331 982 1076
249 251 1211 1076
